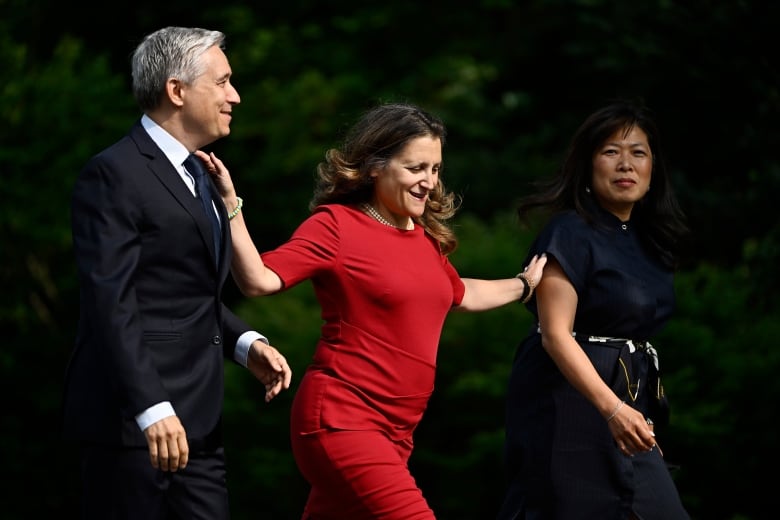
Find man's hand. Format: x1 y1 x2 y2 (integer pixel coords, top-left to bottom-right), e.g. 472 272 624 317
144 415 189 472
248 340 292 402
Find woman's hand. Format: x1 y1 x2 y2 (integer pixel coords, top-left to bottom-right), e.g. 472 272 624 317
193 150 237 204
522 253 547 290
606 401 659 457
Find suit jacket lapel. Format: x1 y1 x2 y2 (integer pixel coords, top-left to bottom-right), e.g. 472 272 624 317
130 123 221 272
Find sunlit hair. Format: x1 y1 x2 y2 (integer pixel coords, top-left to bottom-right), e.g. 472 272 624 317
311 102 462 255
131 26 225 111
517 99 688 268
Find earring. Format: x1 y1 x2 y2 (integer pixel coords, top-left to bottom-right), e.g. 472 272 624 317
585 186 591 194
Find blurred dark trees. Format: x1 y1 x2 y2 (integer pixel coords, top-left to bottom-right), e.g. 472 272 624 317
1 0 777 518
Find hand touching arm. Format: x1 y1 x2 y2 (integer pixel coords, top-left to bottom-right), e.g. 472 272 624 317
457 253 547 311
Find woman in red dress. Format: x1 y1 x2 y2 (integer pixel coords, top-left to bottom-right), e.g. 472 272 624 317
200 102 546 519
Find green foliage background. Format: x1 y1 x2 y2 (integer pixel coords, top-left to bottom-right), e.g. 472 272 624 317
1 0 777 518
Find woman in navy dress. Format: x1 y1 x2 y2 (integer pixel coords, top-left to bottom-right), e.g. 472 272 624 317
497 100 690 519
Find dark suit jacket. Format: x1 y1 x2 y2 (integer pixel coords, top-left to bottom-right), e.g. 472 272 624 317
63 120 252 448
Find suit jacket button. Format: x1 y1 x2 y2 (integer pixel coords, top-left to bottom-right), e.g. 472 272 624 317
212 335 221 345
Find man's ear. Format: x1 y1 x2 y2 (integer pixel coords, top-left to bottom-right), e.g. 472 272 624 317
166 78 185 107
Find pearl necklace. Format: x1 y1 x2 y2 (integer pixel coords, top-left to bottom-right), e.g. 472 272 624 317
360 203 411 230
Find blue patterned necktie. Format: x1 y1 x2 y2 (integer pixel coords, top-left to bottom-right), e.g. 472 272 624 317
184 154 222 264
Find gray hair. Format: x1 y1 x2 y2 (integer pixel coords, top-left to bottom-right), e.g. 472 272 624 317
131 26 225 111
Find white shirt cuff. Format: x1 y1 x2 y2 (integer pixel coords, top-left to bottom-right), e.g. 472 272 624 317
235 330 269 368
135 401 175 431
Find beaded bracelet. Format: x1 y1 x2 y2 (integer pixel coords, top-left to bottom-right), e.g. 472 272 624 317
606 400 625 423
228 196 243 220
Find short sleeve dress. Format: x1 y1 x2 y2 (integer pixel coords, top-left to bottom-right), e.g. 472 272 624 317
497 206 690 520
261 204 466 518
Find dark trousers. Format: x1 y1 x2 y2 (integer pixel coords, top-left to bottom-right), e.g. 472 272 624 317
79 444 229 520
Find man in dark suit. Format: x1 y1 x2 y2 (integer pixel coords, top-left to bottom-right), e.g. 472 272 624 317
63 26 292 519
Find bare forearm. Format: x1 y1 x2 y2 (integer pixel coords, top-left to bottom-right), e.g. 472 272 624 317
542 334 618 417
227 209 282 296
457 277 525 311
457 253 546 311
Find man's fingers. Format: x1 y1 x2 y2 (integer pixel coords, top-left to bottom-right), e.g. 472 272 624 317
177 435 189 470
167 440 180 472
158 443 170 472
149 446 160 469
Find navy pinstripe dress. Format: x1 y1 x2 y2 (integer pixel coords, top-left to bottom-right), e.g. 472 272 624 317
497 206 689 520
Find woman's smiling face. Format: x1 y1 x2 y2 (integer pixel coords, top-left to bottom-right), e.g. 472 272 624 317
370 135 442 228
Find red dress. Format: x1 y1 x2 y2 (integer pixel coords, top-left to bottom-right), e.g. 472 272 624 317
262 204 465 519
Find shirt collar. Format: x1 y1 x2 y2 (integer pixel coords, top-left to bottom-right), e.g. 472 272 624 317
141 114 190 169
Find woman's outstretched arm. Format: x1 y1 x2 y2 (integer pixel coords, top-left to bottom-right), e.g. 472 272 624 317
196 150 282 296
